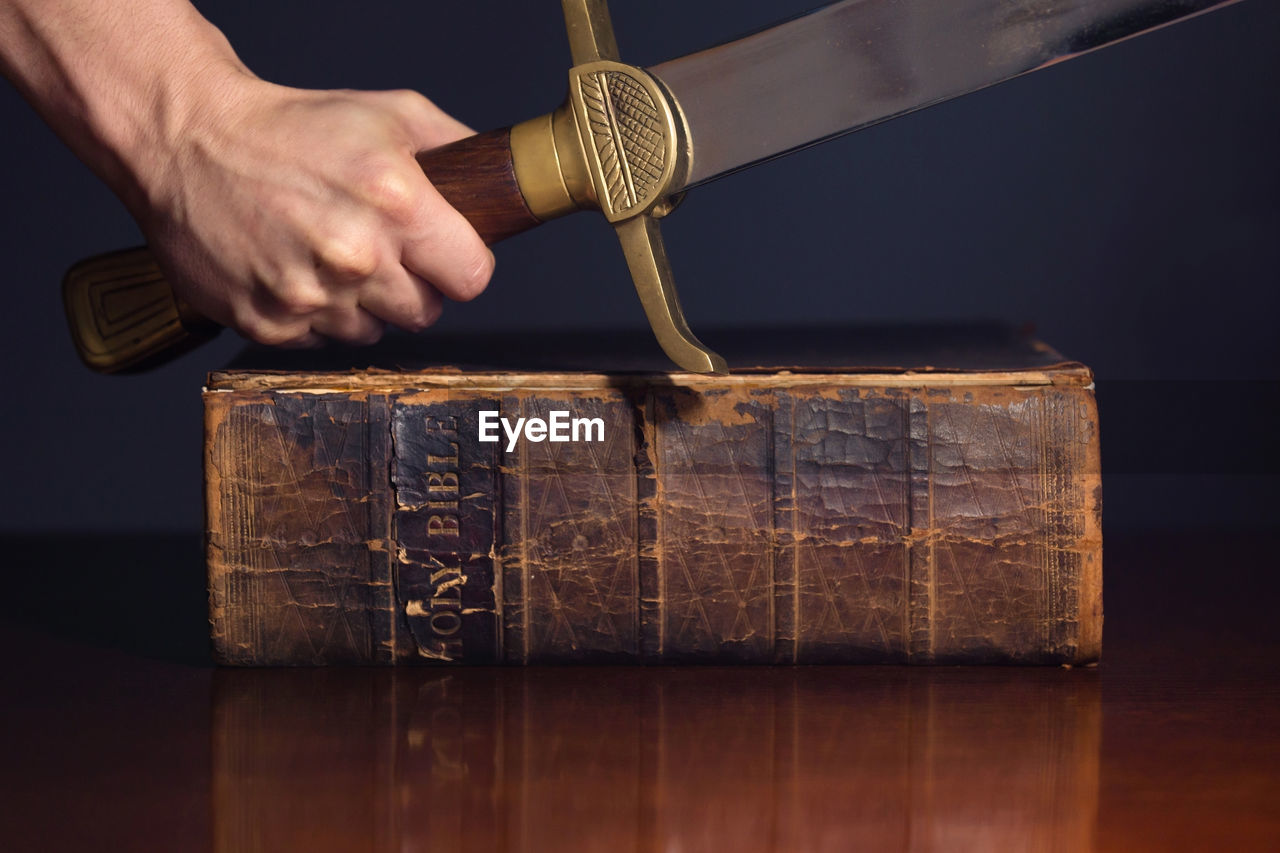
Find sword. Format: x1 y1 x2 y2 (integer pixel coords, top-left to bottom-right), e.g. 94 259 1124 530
62 0 1243 374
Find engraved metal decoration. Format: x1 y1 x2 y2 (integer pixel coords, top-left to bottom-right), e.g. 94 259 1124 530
507 3 719 373
569 61 686 224
552 6 721 374
579 69 666 217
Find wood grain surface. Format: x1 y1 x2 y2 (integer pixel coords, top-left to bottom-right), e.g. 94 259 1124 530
0 530 1278 850
417 127 541 244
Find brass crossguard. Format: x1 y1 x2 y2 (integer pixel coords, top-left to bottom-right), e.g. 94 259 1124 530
62 0 725 374
509 1 724 374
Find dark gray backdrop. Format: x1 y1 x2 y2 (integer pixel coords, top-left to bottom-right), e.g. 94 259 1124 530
1 0 1276 533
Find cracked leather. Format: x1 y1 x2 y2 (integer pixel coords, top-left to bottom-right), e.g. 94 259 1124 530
206 349 1101 665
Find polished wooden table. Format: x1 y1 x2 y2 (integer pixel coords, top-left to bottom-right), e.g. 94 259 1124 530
1 530 1276 851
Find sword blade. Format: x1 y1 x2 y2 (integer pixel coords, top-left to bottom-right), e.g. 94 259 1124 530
651 0 1242 186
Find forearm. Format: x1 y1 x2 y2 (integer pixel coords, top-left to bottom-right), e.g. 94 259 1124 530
0 0 247 210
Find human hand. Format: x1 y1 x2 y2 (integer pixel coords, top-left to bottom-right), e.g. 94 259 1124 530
0 0 495 348
133 76 495 347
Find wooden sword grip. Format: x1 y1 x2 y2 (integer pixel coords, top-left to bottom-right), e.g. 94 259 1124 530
64 127 543 373
418 126 541 244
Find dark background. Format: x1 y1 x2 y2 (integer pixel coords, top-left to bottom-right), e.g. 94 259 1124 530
0 0 1276 534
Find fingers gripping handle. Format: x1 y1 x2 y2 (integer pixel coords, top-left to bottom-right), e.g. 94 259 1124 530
63 129 541 374
64 5 726 376
415 127 541 245
62 123 726 375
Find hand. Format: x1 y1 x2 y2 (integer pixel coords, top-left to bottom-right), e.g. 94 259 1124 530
0 0 494 349
136 77 495 347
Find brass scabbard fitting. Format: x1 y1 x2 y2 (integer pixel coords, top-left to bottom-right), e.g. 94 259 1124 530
506 0 726 375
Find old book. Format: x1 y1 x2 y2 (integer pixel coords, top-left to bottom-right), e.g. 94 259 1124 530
205 326 1102 665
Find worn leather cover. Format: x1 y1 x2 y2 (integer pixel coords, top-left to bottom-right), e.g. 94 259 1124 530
205 327 1101 665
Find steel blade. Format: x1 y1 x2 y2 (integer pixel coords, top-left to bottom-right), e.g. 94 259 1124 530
651 0 1242 186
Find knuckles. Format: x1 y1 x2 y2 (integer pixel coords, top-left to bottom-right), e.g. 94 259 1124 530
268 277 329 316
355 161 423 226
313 232 380 282
388 89 434 118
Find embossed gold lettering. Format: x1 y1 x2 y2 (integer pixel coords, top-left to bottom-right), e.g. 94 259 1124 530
426 515 459 536
429 568 467 594
419 414 468 658
430 611 462 636
426 450 459 467
424 420 460 539
431 577 464 609
427 472 459 491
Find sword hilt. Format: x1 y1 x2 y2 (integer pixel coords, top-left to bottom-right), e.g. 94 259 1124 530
64 0 726 375
63 128 543 373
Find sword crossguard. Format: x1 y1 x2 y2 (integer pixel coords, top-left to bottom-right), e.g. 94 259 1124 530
511 0 725 374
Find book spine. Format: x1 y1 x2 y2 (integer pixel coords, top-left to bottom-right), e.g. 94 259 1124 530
207 380 1100 665
391 397 500 663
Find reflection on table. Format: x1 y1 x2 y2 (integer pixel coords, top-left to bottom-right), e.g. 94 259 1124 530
213 667 1099 851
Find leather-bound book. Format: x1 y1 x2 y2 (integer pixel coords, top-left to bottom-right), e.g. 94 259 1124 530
205 326 1101 665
